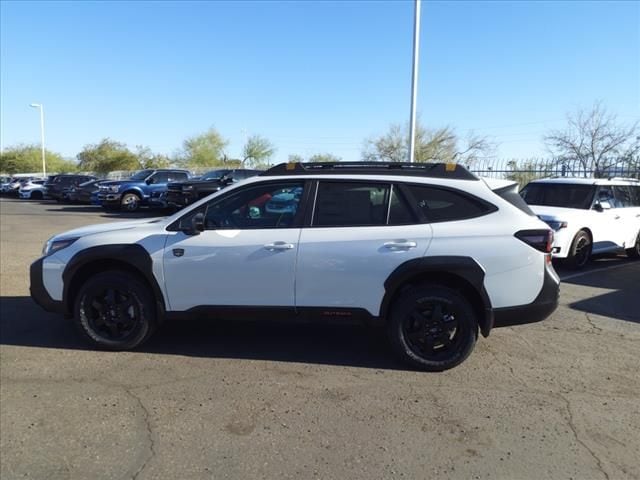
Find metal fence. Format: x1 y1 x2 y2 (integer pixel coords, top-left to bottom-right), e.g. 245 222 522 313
468 158 639 184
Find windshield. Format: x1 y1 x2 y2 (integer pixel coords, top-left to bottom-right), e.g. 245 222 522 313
129 170 155 181
520 183 596 209
202 169 230 180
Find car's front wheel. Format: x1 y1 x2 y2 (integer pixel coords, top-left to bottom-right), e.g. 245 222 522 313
388 284 478 371
626 232 640 259
73 271 157 350
121 193 141 212
31 191 43 200
565 230 591 269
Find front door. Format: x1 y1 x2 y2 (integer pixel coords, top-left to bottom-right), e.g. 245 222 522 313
163 180 307 311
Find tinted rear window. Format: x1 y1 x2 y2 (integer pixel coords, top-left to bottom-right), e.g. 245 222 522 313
520 183 596 209
405 185 494 222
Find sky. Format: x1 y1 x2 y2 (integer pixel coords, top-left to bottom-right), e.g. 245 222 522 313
1 0 639 164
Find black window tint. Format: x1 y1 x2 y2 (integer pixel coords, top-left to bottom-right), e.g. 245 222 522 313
613 186 633 207
151 172 170 183
520 183 596 209
388 186 416 225
313 182 390 227
630 186 640 206
204 182 305 229
169 172 188 182
406 185 492 222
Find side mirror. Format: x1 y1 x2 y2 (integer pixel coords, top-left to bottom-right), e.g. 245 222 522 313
146 177 155 185
190 212 205 234
594 201 611 211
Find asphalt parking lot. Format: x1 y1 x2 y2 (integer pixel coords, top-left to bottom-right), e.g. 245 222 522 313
1 197 639 480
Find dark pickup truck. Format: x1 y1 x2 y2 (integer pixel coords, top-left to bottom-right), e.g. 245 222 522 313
165 169 261 209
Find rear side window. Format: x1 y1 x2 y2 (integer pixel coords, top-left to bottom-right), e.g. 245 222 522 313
169 172 189 182
630 186 640 206
388 186 417 225
313 182 390 227
613 186 634 207
405 185 494 222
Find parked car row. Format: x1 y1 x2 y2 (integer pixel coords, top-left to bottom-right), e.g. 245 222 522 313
1 168 262 212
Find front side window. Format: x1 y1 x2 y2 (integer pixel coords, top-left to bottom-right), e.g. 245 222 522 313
129 170 155 181
313 182 390 227
201 182 305 229
405 185 493 222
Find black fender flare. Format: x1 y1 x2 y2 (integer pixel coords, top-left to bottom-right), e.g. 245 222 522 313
380 256 494 336
62 244 165 316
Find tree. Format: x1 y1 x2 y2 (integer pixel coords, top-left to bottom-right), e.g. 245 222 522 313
241 135 276 168
135 146 171 169
0 144 77 174
287 154 304 163
179 128 229 168
504 159 552 187
362 120 493 165
544 102 640 177
308 153 342 163
77 138 139 174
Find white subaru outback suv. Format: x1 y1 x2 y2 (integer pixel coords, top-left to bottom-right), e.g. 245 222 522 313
520 177 640 268
31 162 560 371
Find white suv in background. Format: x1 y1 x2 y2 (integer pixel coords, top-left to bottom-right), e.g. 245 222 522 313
520 177 640 268
31 162 560 371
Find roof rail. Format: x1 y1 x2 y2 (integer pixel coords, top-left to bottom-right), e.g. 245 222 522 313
607 176 640 182
260 162 478 181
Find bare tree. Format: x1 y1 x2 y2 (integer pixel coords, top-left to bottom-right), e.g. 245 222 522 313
544 102 639 177
362 121 493 165
241 135 276 168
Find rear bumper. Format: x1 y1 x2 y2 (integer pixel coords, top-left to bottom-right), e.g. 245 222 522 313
166 190 192 208
493 262 560 328
30 257 67 315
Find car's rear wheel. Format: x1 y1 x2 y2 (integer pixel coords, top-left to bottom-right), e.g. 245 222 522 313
388 284 478 371
73 271 157 350
121 193 141 212
565 230 591 269
626 232 640 259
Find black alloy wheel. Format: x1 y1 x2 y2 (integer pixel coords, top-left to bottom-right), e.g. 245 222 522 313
566 230 591 269
74 271 156 350
388 285 477 371
626 232 640 259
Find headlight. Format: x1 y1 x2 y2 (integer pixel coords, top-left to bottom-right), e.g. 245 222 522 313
108 185 120 193
546 220 567 231
43 237 79 256
182 185 194 191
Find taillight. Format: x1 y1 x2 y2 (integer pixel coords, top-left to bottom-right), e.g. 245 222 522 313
515 229 553 253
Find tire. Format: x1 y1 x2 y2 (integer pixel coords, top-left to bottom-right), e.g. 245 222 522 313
626 232 640 259
73 271 157 350
565 230 592 269
31 191 43 200
387 284 478 371
120 193 141 212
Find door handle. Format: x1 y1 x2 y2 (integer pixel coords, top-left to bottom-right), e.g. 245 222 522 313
384 240 417 250
614 215 621 220
264 241 295 251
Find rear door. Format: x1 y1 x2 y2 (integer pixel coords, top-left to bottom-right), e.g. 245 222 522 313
591 186 627 252
613 185 640 248
295 181 432 316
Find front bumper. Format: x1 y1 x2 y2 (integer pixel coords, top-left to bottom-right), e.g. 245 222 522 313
493 262 560 328
30 257 67 315
98 192 122 205
19 191 31 199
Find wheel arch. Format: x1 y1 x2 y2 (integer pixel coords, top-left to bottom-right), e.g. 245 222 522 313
62 244 165 318
380 256 494 337
121 188 144 199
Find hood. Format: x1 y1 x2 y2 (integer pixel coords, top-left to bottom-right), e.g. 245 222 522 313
529 205 588 220
99 180 134 187
53 217 165 241
168 178 224 188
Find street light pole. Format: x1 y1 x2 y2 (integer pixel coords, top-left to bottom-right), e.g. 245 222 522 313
408 0 421 163
30 103 46 177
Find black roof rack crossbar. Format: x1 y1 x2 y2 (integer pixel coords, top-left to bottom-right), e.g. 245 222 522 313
260 162 478 180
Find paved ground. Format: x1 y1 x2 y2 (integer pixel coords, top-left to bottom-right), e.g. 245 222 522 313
1 196 639 480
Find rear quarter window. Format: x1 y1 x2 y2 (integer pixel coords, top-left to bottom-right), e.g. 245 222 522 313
404 184 495 223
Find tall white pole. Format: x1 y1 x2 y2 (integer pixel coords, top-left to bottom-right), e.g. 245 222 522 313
39 105 46 177
408 0 421 163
